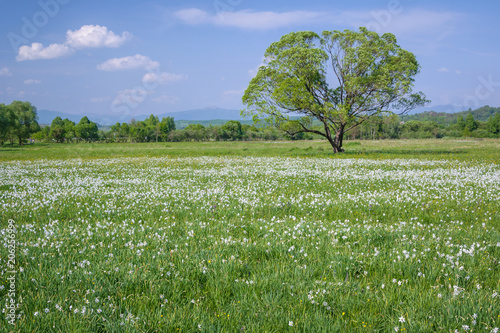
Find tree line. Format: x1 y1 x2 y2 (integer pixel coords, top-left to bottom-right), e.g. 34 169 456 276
1 100 500 146
347 112 500 140
35 112 500 144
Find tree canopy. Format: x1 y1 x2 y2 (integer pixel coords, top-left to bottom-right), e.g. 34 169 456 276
242 27 429 152
0 101 39 145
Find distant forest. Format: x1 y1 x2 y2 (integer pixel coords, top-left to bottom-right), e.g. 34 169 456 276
1 101 500 145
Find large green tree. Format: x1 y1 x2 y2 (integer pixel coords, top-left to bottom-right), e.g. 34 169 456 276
75 116 98 142
9 101 39 145
159 116 176 141
0 103 15 145
49 116 65 143
242 27 429 153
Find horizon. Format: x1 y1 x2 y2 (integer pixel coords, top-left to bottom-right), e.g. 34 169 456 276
1 0 500 119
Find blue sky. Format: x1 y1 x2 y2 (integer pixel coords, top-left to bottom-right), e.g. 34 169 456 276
1 0 499 119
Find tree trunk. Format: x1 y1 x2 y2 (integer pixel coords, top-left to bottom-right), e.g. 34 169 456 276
327 126 345 153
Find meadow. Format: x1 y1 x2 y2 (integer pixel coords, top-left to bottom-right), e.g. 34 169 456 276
1 139 499 332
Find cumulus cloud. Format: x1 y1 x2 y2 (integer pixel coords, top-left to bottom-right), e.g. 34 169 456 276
97 54 159 71
24 79 42 84
16 25 130 61
0 67 13 76
66 25 131 49
142 72 187 84
175 8 211 25
175 8 325 30
174 8 461 37
16 43 74 61
361 9 461 36
438 67 449 72
112 88 152 108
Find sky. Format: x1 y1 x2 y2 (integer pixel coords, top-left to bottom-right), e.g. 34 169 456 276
0 0 499 120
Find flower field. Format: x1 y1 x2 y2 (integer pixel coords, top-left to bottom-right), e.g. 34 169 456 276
1 156 499 332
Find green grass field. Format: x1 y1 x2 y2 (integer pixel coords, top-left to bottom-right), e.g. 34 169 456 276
1 139 500 162
1 140 499 332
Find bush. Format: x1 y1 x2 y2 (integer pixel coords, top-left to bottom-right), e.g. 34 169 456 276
471 129 497 138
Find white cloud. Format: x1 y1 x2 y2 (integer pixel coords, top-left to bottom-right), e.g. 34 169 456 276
175 8 210 25
16 42 74 61
362 9 461 36
112 88 152 108
97 54 159 71
24 79 42 84
0 67 12 76
174 8 461 36
16 25 130 61
175 8 326 30
142 72 187 84
66 25 131 49
438 67 449 72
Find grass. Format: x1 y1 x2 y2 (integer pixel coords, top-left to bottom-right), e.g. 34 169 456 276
0 140 499 332
1 138 499 162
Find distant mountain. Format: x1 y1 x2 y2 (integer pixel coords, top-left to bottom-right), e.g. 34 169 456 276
38 105 498 128
36 107 244 126
175 119 256 129
142 107 244 122
401 105 500 125
37 110 85 125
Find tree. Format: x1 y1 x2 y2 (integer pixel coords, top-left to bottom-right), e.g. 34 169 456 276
242 28 429 153
218 120 243 141
465 113 478 132
75 116 98 142
0 103 15 145
486 113 500 135
9 101 39 145
456 115 465 130
184 124 205 141
49 116 65 143
63 119 76 142
159 117 175 141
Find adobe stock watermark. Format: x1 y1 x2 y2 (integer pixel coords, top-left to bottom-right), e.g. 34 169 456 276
213 0 244 19
462 74 500 110
7 0 71 53
366 0 408 34
3 219 18 326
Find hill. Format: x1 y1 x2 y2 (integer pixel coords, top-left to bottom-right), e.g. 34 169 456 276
401 105 500 125
175 119 255 129
153 107 244 121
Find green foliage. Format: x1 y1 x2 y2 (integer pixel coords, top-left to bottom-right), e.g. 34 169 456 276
0 103 16 145
402 106 500 125
75 116 99 142
49 116 65 143
465 113 478 131
487 113 500 134
218 120 243 141
1 101 40 145
242 27 429 153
